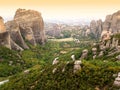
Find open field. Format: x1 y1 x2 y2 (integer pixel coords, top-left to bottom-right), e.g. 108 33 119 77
48 38 74 42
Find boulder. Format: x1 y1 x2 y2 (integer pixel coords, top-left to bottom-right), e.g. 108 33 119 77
24 70 30 75
80 49 88 59
98 51 104 57
92 48 97 55
101 30 112 41
113 72 120 87
52 68 57 74
71 55 75 61
52 57 59 65
74 60 82 73
93 55 96 59
116 55 120 61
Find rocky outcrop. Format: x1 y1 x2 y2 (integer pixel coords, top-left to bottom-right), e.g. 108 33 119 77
90 19 103 38
88 10 120 39
101 30 112 41
5 20 29 49
96 19 103 37
103 15 112 30
0 9 46 51
0 16 6 33
0 17 11 49
90 20 97 36
14 9 46 45
103 10 120 34
0 32 11 49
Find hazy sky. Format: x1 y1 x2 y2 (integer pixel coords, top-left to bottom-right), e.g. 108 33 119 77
0 0 120 22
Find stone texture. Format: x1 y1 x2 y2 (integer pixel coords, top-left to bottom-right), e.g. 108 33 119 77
103 10 120 34
90 20 97 36
52 57 59 65
80 49 88 59
92 48 97 55
98 51 104 57
74 60 82 73
10 39 23 51
5 20 29 49
96 19 103 37
0 32 11 49
14 8 46 45
103 15 112 30
0 17 11 49
0 9 46 51
116 55 120 61
71 55 75 61
101 30 112 41
113 72 120 87
19 23 36 46
90 19 103 38
0 16 6 33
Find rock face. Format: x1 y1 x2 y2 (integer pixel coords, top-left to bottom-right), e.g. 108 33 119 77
101 30 112 41
0 17 6 33
14 9 46 45
90 20 97 36
103 10 120 34
90 19 103 38
0 9 46 50
103 15 112 30
89 10 120 39
5 20 29 49
0 17 11 49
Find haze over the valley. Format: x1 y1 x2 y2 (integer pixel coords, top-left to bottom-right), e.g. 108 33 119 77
0 0 120 23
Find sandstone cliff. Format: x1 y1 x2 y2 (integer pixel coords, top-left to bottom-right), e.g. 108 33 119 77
89 10 120 40
14 9 46 45
0 17 11 49
101 10 120 40
89 19 103 38
0 9 46 50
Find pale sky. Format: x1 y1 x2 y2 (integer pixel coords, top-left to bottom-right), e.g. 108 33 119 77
0 0 120 22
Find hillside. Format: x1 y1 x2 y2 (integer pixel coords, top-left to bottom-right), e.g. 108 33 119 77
0 34 120 89
1 9 120 90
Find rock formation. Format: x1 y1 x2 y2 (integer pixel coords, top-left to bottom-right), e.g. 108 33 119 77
14 9 46 45
103 15 112 30
113 72 120 87
88 10 120 39
0 9 46 51
5 20 29 49
90 19 103 38
90 20 97 36
103 10 120 34
80 49 88 60
74 60 82 73
0 17 11 49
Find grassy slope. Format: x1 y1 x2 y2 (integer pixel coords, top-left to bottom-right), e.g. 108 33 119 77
0 40 120 89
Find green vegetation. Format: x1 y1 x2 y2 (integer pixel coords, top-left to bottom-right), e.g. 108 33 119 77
1 60 120 90
0 38 120 89
61 30 71 38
